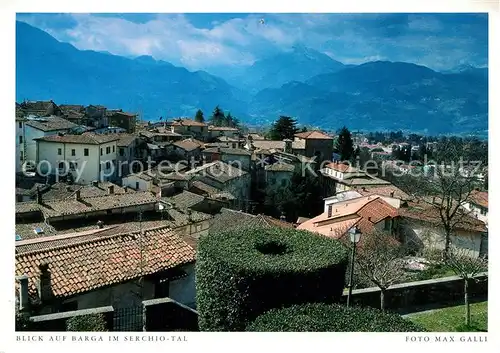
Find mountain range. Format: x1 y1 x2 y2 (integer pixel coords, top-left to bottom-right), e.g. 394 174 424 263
16 21 488 135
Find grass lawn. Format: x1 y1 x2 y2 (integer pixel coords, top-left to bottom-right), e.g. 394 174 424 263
407 301 488 332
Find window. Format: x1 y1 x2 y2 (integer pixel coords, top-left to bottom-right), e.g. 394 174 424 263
69 162 77 170
19 136 23 144
106 146 111 154
58 162 64 169
480 207 487 216
58 148 62 156
71 149 76 156
20 151 23 161
119 148 125 157
155 279 170 298
113 145 115 153
106 161 111 169
106 209 112 215
136 181 140 190
18 122 22 129
100 148 103 156
84 148 89 156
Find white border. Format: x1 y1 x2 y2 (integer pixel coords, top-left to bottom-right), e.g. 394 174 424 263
1 1 498 352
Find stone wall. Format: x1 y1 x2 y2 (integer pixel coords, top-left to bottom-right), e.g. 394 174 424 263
340 272 488 314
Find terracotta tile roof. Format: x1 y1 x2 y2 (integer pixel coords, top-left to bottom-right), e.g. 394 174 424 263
35 133 119 145
252 140 286 150
297 196 398 237
161 191 205 209
15 227 196 298
203 147 252 156
104 133 137 147
294 130 333 140
469 190 488 208
173 139 203 152
171 118 207 127
216 136 240 142
399 202 487 233
189 180 222 196
209 126 239 131
356 185 411 200
165 208 212 225
209 208 293 234
326 162 355 173
16 192 158 219
41 182 130 201
184 161 247 183
246 133 266 140
25 116 78 132
265 162 295 172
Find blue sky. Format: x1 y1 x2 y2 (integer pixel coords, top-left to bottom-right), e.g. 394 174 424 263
16 13 488 71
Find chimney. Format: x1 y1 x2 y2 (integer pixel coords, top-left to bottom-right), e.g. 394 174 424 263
108 185 114 195
368 217 372 222
283 139 292 153
328 204 333 218
124 186 128 192
65 185 71 192
186 208 192 223
97 220 104 229
362 187 366 191
16 274 29 311
92 180 99 187
390 191 395 197
75 189 81 201
36 186 42 204
36 261 52 303
280 212 286 221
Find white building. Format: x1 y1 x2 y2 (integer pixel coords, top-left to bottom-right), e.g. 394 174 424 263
16 116 26 173
24 115 78 164
463 190 488 226
35 133 119 184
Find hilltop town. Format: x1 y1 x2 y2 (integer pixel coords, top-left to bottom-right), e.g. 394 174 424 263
15 100 488 332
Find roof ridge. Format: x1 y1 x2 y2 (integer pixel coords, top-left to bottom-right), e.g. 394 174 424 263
16 224 174 258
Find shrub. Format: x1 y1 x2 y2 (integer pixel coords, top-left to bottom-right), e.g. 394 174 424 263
196 227 348 331
66 313 108 332
247 303 426 332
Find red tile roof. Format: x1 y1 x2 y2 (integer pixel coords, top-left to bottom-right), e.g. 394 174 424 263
15 226 196 298
35 133 119 145
469 190 488 208
294 130 333 140
171 118 207 127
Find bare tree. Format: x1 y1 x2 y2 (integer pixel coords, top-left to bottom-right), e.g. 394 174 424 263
392 138 484 260
445 245 488 327
344 229 409 312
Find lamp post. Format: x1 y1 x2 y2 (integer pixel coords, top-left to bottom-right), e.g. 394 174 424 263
347 226 362 307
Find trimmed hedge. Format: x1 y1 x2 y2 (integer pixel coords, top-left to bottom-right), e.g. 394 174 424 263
66 313 107 332
247 303 426 332
196 227 348 331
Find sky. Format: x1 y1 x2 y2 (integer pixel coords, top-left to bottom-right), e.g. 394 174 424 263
16 13 488 72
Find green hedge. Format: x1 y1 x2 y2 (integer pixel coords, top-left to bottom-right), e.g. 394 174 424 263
66 313 107 332
247 303 425 332
196 227 348 331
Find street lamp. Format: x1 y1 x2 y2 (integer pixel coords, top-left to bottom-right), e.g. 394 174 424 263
347 225 362 308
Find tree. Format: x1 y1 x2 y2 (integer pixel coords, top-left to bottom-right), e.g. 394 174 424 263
225 112 240 128
344 229 408 312
268 116 298 140
194 109 205 123
209 105 225 127
335 126 354 162
300 126 308 133
445 246 487 327
395 138 482 260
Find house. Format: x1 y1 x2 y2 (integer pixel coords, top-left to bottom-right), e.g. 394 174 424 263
247 139 306 155
34 181 132 202
107 134 138 177
18 100 62 117
208 126 240 139
293 130 333 161
265 162 295 187
169 118 209 141
399 201 488 258
298 195 399 244
59 105 86 125
16 190 158 224
320 161 391 194
24 116 79 164
84 105 108 128
184 161 251 210
202 147 252 171
463 190 488 225
106 110 137 133
16 114 27 173
172 138 204 162
35 133 119 184
160 190 226 215
15 226 197 316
